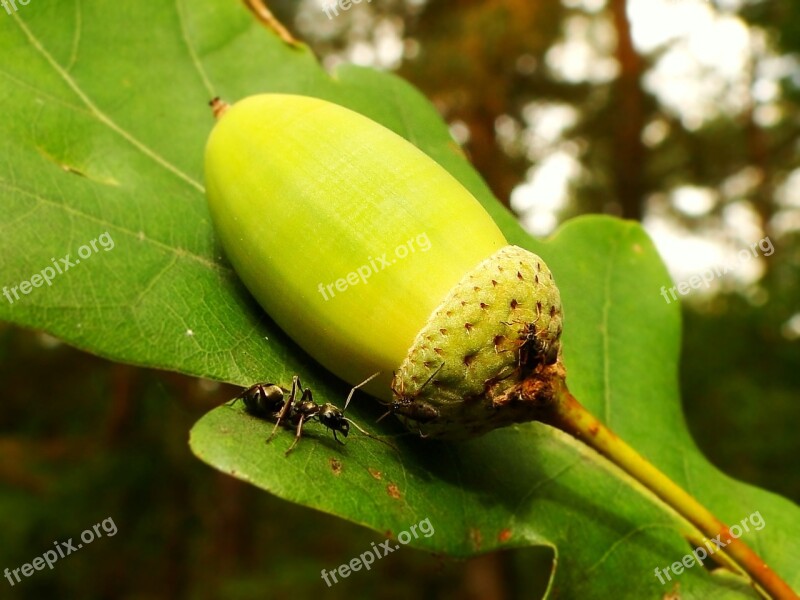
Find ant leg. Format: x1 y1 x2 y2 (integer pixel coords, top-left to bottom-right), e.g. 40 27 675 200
300 387 314 404
227 384 254 407
268 376 299 443
285 413 306 455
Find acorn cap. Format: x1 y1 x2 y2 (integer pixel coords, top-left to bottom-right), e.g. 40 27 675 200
392 245 565 439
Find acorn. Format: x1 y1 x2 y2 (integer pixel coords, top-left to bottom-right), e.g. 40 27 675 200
204 94 566 439
203 94 797 598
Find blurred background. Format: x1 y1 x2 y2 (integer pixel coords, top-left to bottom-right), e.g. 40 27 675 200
1 0 797 598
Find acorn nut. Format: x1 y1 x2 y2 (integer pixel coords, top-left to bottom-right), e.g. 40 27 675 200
204 94 566 439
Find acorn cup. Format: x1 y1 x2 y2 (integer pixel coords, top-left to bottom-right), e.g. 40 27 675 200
204 94 797 599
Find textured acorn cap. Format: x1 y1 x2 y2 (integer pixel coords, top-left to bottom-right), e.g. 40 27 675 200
391 245 564 438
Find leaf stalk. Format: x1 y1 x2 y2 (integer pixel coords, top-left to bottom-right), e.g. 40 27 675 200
537 382 798 599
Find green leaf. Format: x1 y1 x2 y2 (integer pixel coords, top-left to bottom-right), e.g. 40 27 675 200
0 2 797 597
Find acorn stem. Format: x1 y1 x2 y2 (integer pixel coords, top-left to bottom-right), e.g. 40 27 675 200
539 385 797 600
209 97 230 120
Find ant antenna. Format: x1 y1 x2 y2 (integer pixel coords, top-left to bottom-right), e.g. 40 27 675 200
343 371 380 412
344 416 399 451
337 372 399 451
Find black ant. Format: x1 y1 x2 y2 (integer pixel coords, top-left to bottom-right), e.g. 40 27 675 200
230 372 382 455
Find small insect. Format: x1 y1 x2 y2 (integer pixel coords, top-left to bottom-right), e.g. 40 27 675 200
230 372 382 455
502 306 559 369
385 363 444 435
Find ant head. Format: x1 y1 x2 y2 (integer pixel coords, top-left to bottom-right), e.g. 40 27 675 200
319 403 349 439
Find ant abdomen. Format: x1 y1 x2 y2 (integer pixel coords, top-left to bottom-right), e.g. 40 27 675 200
235 383 286 418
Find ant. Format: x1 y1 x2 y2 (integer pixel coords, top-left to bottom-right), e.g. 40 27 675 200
230 372 382 455
502 302 559 368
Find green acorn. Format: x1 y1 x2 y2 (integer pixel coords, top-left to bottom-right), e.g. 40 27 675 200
204 94 566 439
204 94 798 597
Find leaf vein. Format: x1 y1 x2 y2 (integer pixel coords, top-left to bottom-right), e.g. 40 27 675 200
0 180 233 275
11 11 204 193
176 0 216 98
